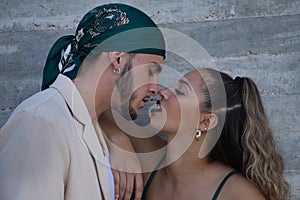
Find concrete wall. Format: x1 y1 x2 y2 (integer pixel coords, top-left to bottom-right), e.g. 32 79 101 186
0 0 299 198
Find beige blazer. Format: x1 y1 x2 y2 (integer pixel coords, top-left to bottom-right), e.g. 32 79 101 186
0 74 114 200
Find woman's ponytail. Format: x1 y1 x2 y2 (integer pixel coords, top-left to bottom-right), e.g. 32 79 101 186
241 77 291 200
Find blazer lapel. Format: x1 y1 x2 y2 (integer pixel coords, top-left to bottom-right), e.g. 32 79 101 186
82 123 114 200
50 75 114 200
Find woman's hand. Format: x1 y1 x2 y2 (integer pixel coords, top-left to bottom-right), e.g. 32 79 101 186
99 111 143 200
109 134 143 200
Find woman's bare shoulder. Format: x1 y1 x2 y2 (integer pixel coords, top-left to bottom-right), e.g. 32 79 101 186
220 173 266 200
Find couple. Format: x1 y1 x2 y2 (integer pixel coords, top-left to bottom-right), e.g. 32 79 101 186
0 3 290 200
102 68 290 200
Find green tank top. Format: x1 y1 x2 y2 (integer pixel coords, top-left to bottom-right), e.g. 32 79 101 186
141 153 166 200
142 161 239 200
211 170 239 199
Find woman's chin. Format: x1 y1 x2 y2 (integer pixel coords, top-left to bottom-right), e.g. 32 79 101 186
148 105 167 132
148 116 158 129
149 115 164 131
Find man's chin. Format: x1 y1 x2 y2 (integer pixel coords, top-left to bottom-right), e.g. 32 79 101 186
121 111 137 120
129 106 138 120
118 105 137 120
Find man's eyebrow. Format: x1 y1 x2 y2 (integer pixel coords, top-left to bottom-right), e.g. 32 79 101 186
150 62 162 73
178 79 192 90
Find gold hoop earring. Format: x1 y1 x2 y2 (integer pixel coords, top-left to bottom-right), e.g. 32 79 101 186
113 68 121 75
195 129 202 140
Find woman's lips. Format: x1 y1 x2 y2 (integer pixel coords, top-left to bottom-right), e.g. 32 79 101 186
150 100 162 112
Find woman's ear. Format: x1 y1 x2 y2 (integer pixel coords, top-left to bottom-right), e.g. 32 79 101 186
199 113 218 131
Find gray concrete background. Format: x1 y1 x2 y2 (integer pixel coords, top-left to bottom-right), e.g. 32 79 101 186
0 0 299 198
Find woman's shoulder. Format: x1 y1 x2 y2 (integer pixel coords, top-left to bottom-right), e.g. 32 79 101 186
220 172 266 200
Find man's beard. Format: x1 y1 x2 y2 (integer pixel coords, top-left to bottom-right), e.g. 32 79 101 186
116 55 138 120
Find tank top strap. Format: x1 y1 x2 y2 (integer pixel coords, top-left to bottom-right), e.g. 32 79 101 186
141 153 166 200
212 170 239 200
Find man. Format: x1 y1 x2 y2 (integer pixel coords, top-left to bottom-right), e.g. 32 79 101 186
0 3 165 200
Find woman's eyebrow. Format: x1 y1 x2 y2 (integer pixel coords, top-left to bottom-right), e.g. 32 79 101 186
178 79 192 90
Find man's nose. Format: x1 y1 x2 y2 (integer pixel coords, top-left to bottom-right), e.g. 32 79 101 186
148 83 159 95
148 75 159 95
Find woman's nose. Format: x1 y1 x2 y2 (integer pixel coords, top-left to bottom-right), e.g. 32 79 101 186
159 87 171 100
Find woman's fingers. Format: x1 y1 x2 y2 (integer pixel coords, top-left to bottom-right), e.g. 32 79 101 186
134 173 143 200
114 171 143 200
119 171 127 199
112 169 120 199
124 173 134 200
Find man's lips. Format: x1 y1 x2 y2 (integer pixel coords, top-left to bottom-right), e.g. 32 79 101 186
141 95 162 112
135 95 149 109
142 95 150 102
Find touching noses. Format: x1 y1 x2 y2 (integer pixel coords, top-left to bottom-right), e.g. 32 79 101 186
158 87 171 100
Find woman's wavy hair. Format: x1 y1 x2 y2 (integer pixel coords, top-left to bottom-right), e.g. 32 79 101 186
198 68 290 200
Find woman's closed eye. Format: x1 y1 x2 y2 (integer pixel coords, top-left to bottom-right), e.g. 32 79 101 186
175 88 185 95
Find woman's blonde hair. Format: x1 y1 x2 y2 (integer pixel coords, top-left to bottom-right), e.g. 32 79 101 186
198 68 291 200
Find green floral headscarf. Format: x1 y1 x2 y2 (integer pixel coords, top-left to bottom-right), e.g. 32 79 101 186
41 3 166 90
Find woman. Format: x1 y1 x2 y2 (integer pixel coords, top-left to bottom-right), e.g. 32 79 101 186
140 68 291 200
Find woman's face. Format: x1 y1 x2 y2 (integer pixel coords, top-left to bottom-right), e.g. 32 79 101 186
149 71 203 136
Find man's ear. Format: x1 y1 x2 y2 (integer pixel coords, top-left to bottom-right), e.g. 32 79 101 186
108 52 127 69
198 113 218 131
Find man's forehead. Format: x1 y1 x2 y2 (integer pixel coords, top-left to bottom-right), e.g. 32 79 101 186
134 53 163 62
132 54 163 71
